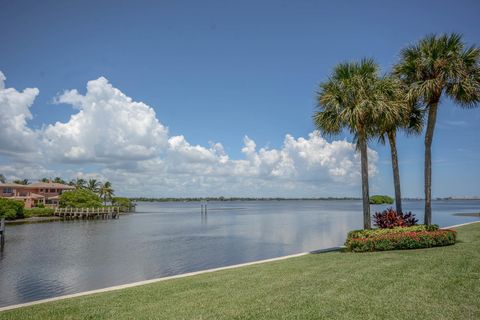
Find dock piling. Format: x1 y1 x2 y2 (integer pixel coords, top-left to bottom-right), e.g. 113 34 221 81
0 218 5 248
53 207 128 220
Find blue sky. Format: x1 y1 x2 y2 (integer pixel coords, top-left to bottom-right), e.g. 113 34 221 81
0 0 479 197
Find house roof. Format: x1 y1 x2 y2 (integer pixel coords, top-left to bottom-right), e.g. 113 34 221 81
28 182 75 189
0 183 29 188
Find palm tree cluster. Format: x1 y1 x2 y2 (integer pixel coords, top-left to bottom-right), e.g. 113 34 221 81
314 33 480 229
68 178 115 205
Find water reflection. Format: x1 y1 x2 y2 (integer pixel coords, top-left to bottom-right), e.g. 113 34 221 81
0 200 478 307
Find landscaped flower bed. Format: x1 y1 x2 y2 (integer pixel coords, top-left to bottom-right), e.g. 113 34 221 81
345 225 456 252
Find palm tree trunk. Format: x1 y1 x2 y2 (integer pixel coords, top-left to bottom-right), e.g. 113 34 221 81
387 130 402 214
358 134 371 229
424 102 439 226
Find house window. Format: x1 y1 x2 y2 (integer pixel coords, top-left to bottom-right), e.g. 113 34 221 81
3 188 13 194
40 188 44 192
50 189 56 193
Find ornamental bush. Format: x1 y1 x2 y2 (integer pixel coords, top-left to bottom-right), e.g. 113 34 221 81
345 228 456 252
0 198 25 220
373 208 418 228
346 224 439 241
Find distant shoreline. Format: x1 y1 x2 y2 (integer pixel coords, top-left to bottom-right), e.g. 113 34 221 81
453 212 480 217
130 197 480 202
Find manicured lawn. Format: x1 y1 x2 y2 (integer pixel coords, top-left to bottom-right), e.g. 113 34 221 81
1 223 480 320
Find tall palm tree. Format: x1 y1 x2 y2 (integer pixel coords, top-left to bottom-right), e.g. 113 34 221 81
314 59 401 229
40 177 50 183
71 178 86 189
99 181 114 205
0 174 6 183
375 81 424 213
87 179 100 193
394 33 480 225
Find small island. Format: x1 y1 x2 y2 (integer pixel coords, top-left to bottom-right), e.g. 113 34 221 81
369 195 394 205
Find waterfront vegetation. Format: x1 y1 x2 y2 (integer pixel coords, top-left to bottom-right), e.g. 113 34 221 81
1 222 478 319
23 207 55 217
0 198 24 220
0 199 55 220
454 212 480 217
369 195 394 205
59 189 103 208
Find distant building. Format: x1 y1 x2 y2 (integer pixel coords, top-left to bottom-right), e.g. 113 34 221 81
0 182 75 208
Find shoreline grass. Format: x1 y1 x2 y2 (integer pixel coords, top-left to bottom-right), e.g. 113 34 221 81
1 223 480 319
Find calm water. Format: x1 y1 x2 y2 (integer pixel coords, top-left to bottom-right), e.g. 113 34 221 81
1 200 479 307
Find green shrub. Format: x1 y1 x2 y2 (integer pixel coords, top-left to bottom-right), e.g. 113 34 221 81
24 207 55 217
345 228 456 252
59 189 102 208
0 198 25 220
346 225 439 241
369 195 394 205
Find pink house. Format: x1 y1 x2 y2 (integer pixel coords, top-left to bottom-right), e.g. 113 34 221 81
0 182 75 208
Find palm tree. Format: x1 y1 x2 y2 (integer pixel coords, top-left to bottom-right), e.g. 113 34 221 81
394 33 480 225
13 179 29 185
87 179 100 193
53 177 66 184
314 59 400 229
0 174 6 183
99 181 114 205
375 81 424 214
40 177 50 183
71 178 86 189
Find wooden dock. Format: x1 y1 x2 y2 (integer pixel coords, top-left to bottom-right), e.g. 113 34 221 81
54 207 121 220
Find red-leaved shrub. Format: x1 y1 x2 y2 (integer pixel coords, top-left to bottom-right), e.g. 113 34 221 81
373 208 418 228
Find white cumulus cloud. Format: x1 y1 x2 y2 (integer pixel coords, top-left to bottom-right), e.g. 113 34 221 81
0 71 39 155
42 77 168 162
0 71 379 197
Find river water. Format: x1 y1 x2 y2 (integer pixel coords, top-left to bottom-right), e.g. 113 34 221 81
0 199 479 307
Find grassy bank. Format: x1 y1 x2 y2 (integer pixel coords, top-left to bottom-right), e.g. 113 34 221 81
1 223 479 319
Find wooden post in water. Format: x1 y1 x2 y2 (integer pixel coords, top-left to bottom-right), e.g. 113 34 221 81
0 217 5 248
201 201 207 215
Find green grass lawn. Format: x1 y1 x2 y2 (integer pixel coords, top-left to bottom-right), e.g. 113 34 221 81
2 223 480 320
